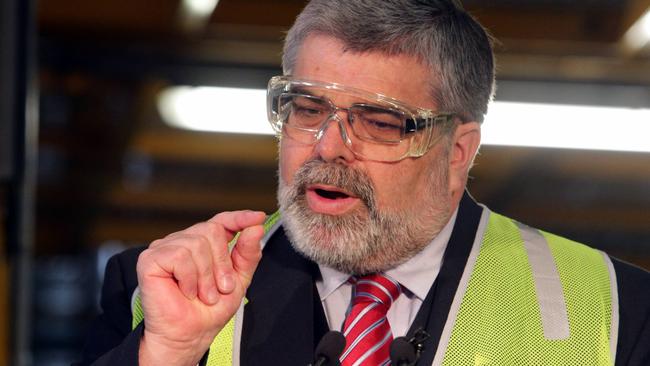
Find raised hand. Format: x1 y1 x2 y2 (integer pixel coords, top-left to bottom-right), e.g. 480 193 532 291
136 210 266 366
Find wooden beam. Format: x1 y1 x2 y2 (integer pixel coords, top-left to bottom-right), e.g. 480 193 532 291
468 6 623 43
496 52 650 83
38 0 179 33
506 205 650 232
129 130 279 165
106 184 277 213
211 0 304 27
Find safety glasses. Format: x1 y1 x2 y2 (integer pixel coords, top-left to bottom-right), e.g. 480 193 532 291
267 76 456 162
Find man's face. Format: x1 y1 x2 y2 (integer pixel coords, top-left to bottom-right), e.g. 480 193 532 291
278 35 457 274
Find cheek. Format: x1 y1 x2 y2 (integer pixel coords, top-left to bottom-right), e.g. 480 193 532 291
370 160 440 209
364 165 415 208
279 141 313 185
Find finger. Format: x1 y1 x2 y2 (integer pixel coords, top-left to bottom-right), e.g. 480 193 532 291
168 234 220 305
204 222 237 294
207 210 266 235
231 224 264 287
142 246 200 301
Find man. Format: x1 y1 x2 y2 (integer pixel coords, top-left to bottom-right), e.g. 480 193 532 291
77 0 650 365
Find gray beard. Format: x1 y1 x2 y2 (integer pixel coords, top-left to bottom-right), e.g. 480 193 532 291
277 159 452 275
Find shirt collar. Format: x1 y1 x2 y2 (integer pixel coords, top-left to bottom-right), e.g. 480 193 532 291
386 208 458 300
316 208 458 301
317 264 351 301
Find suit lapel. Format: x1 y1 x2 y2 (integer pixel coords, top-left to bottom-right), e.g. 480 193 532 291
241 192 482 365
407 192 483 365
241 228 328 366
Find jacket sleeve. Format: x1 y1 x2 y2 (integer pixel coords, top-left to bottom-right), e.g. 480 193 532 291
73 247 146 366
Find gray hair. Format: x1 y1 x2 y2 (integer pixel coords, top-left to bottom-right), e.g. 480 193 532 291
283 0 496 123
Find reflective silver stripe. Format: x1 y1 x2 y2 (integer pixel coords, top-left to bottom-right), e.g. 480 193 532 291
517 222 570 340
232 299 246 366
602 251 619 364
130 286 140 315
234 215 282 365
431 205 490 366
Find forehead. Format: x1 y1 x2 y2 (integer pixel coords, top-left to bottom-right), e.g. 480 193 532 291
292 35 436 110
287 81 410 111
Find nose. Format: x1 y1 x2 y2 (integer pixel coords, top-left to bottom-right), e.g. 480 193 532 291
314 114 356 164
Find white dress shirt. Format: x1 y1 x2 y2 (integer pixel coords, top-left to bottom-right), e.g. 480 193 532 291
315 209 458 337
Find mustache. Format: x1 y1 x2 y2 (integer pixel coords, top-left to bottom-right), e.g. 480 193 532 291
292 160 377 211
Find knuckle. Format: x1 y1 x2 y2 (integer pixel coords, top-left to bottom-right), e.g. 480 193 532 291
198 236 213 253
170 245 192 263
181 232 212 254
148 238 164 248
210 210 239 226
212 211 229 222
173 233 209 252
136 250 151 270
204 221 226 239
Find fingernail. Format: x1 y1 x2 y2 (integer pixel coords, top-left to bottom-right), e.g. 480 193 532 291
220 274 235 293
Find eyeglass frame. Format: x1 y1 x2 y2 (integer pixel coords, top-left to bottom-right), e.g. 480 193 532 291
267 75 457 162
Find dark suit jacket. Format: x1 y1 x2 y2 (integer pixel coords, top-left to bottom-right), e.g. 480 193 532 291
76 194 650 365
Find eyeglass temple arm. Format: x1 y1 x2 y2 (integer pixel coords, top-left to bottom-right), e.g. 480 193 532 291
405 114 453 133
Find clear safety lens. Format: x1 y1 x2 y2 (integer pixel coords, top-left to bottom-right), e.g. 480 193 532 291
267 76 455 162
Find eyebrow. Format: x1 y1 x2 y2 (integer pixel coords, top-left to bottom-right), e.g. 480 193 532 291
289 86 400 111
289 86 321 97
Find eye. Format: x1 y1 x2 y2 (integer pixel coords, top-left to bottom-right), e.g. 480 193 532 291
293 104 324 117
365 119 401 131
291 96 328 118
351 105 405 142
356 109 403 132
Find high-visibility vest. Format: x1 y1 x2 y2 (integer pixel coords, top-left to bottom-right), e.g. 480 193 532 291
131 208 617 365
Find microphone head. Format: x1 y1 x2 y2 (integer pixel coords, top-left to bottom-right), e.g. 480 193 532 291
390 336 417 365
314 331 346 366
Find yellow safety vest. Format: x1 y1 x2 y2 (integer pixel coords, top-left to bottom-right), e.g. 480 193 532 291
131 209 618 365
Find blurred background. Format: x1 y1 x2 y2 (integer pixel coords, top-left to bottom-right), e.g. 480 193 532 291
1 0 649 365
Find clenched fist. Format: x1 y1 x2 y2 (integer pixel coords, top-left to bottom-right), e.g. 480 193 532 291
136 210 266 366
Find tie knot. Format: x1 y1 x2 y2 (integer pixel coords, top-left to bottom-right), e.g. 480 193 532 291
351 273 401 307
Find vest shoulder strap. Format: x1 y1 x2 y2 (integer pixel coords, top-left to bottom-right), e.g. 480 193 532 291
438 211 617 366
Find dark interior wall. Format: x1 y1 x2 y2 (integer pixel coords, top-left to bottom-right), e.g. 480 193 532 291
0 0 16 363
2 0 39 364
0 0 16 180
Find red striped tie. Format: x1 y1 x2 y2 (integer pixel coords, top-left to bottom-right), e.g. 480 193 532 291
340 274 401 366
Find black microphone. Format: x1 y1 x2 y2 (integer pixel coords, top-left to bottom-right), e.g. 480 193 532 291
390 327 431 366
312 331 346 366
390 337 417 366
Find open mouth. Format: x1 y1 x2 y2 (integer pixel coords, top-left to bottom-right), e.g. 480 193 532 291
314 188 351 200
305 184 360 215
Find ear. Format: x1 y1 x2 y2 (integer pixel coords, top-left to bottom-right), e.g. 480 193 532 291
448 121 481 198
